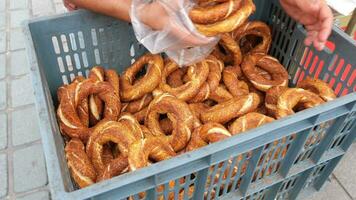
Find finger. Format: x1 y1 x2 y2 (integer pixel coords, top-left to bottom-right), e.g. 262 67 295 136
295 0 320 13
170 22 211 46
313 40 325 51
304 31 317 46
305 23 322 31
318 4 333 43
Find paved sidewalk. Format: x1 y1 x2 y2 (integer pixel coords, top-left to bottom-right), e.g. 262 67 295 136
0 0 355 199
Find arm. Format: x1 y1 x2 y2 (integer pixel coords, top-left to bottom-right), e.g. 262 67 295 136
65 0 210 46
65 0 132 22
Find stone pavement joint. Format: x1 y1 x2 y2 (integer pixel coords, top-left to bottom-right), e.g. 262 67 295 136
0 154 7 198
0 80 6 110
10 50 30 76
11 106 41 146
13 144 48 193
10 74 35 107
0 54 5 79
10 10 30 29
0 113 7 150
16 191 50 200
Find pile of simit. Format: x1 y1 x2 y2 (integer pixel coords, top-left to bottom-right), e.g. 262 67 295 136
56 0 337 194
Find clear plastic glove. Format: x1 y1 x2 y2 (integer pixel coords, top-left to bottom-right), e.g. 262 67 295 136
130 0 219 66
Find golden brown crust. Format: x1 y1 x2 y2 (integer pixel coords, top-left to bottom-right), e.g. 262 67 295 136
133 106 148 124
229 112 274 135
297 77 336 102
145 94 194 152
219 33 243 65
265 86 289 117
231 21 272 55
189 56 224 103
167 68 186 88
275 88 325 119
121 93 153 114
72 77 90 127
88 67 120 126
128 137 176 171
189 0 242 24
189 103 210 128
223 65 249 97
209 84 234 103
201 93 260 124
118 113 145 140
241 53 289 91
159 118 173 135
86 121 139 173
65 139 96 188
160 59 210 101
97 155 128 182
120 54 164 101
186 122 231 152
192 0 256 36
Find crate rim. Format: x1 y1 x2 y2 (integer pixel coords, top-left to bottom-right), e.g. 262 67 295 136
23 10 356 200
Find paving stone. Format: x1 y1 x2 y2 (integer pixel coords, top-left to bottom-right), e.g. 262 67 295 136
10 10 30 29
54 3 66 14
0 81 6 110
333 143 356 199
0 113 7 150
10 0 29 10
17 191 50 200
0 54 5 79
0 31 5 53
10 29 25 51
10 50 30 76
309 176 351 200
31 0 54 17
0 0 5 11
11 74 35 107
12 106 40 146
0 154 8 198
13 144 48 192
0 13 5 30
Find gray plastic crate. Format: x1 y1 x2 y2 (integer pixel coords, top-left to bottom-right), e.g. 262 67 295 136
24 0 356 199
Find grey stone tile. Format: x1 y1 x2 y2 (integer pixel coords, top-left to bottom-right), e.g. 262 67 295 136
10 50 30 76
10 0 29 10
10 29 25 51
333 143 356 199
0 113 7 150
0 31 5 53
54 3 66 14
309 176 351 200
0 54 5 79
10 10 30 29
17 191 50 200
31 0 54 17
11 74 35 107
0 154 7 198
0 13 5 30
0 0 5 11
0 81 6 110
13 144 48 192
12 106 40 146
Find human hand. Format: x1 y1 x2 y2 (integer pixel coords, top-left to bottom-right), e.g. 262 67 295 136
137 1 212 47
280 0 333 51
63 0 77 11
